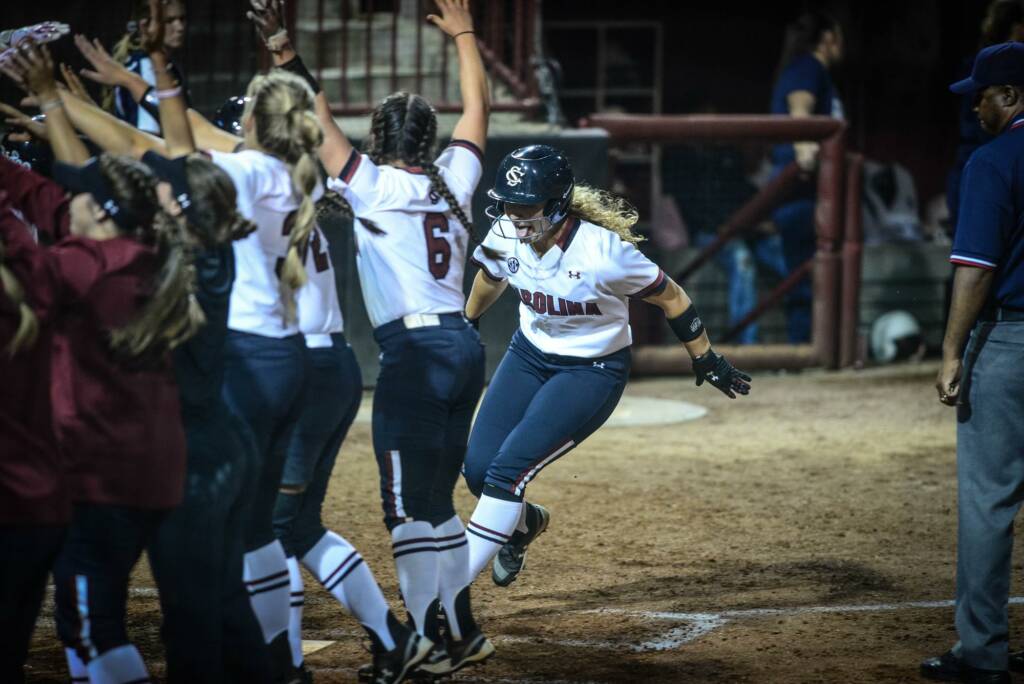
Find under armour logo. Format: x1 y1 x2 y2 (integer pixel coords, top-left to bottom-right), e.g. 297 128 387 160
568 270 581 279
505 165 525 186
593 361 606 368
102 199 120 216
176 192 191 210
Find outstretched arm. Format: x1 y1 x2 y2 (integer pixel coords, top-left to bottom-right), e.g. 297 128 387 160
141 0 195 156
1 41 89 164
59 91 167 157
248 0 351 174
428 0 489 151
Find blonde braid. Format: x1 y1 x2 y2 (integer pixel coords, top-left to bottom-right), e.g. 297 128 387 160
569 184 644 245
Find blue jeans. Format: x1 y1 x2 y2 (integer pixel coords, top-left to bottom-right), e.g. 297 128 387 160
221 331 310 549
273 334 362 558
772 198 816 343
695 232 788 344
372 315 485 529
463 331 630 500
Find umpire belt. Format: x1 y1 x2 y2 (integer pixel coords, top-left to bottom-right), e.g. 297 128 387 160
373 312 467 342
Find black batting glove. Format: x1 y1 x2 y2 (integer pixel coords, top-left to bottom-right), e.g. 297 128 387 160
692 349 751 399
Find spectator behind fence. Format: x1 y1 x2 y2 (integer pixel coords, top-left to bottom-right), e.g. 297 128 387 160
101 0 188 134
769 11 844 344
663 142 787 344
947 0 1024 238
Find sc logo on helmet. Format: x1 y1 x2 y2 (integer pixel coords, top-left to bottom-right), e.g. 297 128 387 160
505 165 525 187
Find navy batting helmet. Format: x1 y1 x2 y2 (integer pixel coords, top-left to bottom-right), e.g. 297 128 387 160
212 95 248 135
485 144 574 243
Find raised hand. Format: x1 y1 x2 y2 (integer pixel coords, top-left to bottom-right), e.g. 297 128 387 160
74 34 134 88
2 41 58 99
247 0 286 41
59 62 97 105
0 101 47 141
426 0 474 38
139 0 166 55
0 21 70 50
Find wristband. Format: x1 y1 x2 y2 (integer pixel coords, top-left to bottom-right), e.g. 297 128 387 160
452 30 475 40
667 303 704 343
265 28 290 53
277 54 321 94
39 99 63 113
155 86 182 100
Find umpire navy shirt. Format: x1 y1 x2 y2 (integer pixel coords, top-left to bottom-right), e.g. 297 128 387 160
951 112 1024 310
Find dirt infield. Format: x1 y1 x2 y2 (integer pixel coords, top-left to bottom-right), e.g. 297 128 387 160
24 361 1024 683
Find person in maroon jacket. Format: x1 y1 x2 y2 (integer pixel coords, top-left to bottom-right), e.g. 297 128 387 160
0 201 69 684
1 40 201 684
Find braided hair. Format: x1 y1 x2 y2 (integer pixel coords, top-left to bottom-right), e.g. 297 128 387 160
365 92 477 238
97 154 205 364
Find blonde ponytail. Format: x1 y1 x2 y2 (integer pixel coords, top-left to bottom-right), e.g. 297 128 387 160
244 70 324 324
0 239 39 357
569 184 644 245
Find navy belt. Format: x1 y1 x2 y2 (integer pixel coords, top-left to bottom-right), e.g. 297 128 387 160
979 307 1024 322
373 312 467 342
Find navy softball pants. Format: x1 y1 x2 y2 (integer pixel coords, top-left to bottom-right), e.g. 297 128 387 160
273 333 363 559
372 315 485 530
463 330 630 501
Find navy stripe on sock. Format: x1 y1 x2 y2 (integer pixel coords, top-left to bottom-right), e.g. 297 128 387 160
392 536 438 549
247 579 290 596
467 526 507 546
393 546 440 560
434 531 465 544
322 550 358 587
325 557 364 593
245 569 289 587
437 539 468 552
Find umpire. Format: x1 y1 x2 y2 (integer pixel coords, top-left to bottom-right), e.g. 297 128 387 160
922 42 1024 684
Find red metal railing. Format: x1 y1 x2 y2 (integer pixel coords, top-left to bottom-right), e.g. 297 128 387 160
581 113 862 371
287 0 540 115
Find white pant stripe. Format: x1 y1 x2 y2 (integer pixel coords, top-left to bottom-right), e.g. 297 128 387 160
514 440 575 497
390 450 407 518
75 575 98 659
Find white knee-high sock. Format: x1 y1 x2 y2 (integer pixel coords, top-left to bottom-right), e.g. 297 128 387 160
286 556 304 668
65 647 89 683
466 495 523 582
391 521 440 636
434 515 471 640
243 540 291 643
85 644 150 684
301 530 396 651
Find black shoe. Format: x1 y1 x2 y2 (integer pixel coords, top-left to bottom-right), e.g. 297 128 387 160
1009 650 1024 673
358 628 433 684
920 650 1010 683
445 628 495 673
492 503 550 587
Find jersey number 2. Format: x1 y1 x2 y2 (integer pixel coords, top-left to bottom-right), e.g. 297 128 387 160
424 212 451 280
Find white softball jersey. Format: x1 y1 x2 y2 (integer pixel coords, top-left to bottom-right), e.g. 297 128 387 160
297 223 344 349
326 140 484 329
209 149 324 338
471 216 666 358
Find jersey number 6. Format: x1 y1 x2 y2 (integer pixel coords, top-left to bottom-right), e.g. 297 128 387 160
424 212 451 280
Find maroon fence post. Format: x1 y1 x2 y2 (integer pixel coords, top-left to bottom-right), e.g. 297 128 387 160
840 152 865 368
812 124 847 370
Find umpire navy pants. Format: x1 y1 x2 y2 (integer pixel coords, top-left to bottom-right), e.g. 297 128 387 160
954 321 1024 670
147 408 271 683
463 330 630 501
273 333 363 559
222 331 310 549
372 314 484 530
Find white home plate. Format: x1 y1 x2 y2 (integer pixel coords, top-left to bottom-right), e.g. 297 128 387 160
301 640 335 656
354 393 705 427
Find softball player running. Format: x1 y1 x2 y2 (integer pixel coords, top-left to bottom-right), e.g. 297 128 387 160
248 0 494 673
461 145 752 588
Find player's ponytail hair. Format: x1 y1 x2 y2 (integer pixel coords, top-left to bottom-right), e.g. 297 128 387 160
97 154 205 364
244 70 323 324
182 154 256 247
0 237 39 357
569 184 643 246
367 91 491 253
